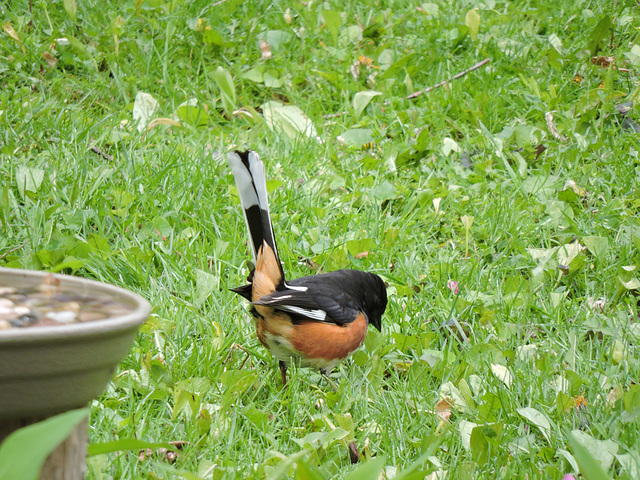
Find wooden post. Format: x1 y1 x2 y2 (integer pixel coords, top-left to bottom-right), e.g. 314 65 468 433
0 415 88 480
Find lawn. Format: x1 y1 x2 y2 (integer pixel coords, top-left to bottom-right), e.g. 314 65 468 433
2 0 640 478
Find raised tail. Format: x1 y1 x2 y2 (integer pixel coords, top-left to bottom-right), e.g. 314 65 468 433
228 150 285 296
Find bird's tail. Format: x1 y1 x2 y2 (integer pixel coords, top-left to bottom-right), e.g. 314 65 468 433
227 150 284 288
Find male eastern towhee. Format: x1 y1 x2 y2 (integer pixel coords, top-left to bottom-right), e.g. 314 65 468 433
227 150 387 388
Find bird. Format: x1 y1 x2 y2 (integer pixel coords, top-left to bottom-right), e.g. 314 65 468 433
227 149 387 388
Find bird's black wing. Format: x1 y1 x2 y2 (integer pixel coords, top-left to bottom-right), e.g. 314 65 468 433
252 275 363 326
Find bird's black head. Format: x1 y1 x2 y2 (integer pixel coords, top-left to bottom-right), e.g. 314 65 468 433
362 272 387 332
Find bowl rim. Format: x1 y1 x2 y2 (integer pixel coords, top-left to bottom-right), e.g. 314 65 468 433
0 267 152 343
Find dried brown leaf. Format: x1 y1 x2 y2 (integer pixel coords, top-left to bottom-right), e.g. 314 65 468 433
435 397 453 422
590 56 615 68
147 117 181 130
3 22 26 54
42 51 58 68
138 441 188 463
259 39 271 60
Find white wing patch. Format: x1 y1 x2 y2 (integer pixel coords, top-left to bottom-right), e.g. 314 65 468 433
277 305 328 322
260 294 293 301
284 283 308 292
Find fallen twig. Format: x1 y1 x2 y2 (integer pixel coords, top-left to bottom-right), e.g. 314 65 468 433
322 58 491 119
88 144 114 162
223 342 252 370
0 241 28 261
407 58 491 99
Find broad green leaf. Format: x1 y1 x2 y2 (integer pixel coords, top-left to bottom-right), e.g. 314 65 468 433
514 124 544 146
458 420 478 451
194 269 219 307
557 243 584 268
353 90 382 118
369 180 396 202
344 456 385 480
442 137 461 156
176 105 209 127
556 392 576 415
521 174 560 200
470 426 488 465
569 431 614 479
333 413 354 437
15 166 45 199
321 10 341 45
293 432 327 450
517 407 551 442
479 121 516 180
0 408 89 480
295 461 324 480
140 215 172 238
243 404 268 430
266 451 306 480
419 3 440 17
549 33 563 54
65 35 90 59
133 92 158 133
264 71 283 88
338 128 374 147
172 388 201 420
88 438 179 456
508 434 536 454
558 448 579 473
34 246 64 269
575 89 602 115
203 28 223 45
623 384 640 414
257 30 292 51
583 236 609 260
242 66 264 83
588 15 613 55
465 9 480 39
616 453 640 479
154 462 207 480
393 441 442 480
0 183 10 229
491 364 513 388
380 53 415 79
625 45 640 67
214 66 236 115
439 381 467 410
63 0 77 19
346 238 372 258
338 25 362 49
261 101 321 142
320 428 349 449
50 255 86 272
618 265 640 290
109 128 131 143
152 215 172 237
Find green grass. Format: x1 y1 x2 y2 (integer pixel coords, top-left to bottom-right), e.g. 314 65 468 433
2 0 640 478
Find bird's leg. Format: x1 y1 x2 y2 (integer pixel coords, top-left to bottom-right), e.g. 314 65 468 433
279 360 288 387
320 369 339 392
